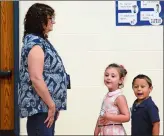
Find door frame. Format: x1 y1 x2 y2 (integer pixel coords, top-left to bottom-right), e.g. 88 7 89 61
13 1 20 136
0 1 19 136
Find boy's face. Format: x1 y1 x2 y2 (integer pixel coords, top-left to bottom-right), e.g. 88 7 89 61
132 78 152 101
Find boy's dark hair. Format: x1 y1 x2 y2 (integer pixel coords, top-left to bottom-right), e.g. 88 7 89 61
23 3 54 39
106 63 127 88
132 74 152 87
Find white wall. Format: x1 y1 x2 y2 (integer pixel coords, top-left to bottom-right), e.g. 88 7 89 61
19 1 163 135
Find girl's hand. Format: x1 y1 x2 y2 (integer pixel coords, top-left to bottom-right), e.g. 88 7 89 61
94 127 100 136
99 115 109 125
99 112 114 125
103 112 112 120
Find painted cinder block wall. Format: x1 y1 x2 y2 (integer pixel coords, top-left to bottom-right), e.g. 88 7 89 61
19 1 163 135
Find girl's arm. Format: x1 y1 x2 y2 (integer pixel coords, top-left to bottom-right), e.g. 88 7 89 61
104 95 130 123
152 122 160 135
94 117 101 136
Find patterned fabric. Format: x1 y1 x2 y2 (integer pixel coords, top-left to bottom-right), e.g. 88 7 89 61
18 34 69 118
99 89 127 135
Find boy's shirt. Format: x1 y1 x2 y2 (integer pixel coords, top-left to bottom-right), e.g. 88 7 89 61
131 96 160 136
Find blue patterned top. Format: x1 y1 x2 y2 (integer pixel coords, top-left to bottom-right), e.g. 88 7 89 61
18 34 69 118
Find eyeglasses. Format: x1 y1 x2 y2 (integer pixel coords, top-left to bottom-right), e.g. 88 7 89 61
48 16 55 23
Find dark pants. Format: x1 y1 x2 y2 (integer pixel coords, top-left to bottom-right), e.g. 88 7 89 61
27 112 58 136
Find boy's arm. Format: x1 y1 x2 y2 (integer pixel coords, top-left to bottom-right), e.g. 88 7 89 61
152 122 160 135
147 102 160 135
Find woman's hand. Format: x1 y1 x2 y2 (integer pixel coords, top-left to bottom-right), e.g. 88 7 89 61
44 103 56 128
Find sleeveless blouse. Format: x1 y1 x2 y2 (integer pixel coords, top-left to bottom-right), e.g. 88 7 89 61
18 34 69 118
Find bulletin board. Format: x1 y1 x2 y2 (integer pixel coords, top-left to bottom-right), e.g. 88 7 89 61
116 1 164 26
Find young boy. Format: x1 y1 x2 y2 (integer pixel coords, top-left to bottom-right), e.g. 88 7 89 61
131 74 160 136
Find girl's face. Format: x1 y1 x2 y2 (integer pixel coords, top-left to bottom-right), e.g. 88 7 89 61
132 78 152 102
104 67 123 91
44 15 55 34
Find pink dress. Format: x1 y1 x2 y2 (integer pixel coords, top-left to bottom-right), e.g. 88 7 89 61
99 89 126 135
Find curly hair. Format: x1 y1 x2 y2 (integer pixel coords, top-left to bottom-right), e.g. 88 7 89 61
23 3 55 39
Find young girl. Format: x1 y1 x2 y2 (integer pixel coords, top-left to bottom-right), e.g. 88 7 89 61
94 63 130 136
131 74 160 136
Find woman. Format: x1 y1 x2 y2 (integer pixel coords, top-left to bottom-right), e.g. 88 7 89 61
18 3 70 136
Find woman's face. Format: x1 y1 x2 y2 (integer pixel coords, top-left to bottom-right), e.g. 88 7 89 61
44 15 55 34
